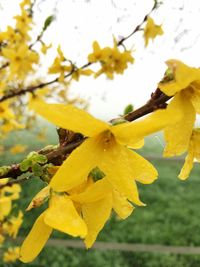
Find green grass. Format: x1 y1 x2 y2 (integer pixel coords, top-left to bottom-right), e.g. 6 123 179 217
1 126 200 266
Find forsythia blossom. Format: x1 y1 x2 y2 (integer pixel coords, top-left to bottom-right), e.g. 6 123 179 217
88 39 134 79
159 60 200 178
29 99 182 199
3 247 20 263
19 98 182 262
143 17 163 47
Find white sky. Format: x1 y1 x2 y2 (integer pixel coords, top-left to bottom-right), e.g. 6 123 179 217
1 0 200 120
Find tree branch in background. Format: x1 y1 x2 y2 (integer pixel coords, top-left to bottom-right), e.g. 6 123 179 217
0 0 158 103
117 0 159 46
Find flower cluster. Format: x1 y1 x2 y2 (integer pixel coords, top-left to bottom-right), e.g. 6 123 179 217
0 179 23 263
0 0 38 80
88 39 134 79
19 97 181 262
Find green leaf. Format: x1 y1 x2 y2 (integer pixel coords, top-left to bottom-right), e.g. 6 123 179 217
20 159 32 172
27 151 47 164
0 166 11 176
43 15 55 31
35 154 48 164
123 104 134 115
32 163 43 177
89 167 105 182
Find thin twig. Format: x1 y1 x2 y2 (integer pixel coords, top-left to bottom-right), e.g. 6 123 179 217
117 0 159 46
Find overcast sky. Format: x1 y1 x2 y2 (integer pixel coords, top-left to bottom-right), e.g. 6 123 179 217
1 0 200 120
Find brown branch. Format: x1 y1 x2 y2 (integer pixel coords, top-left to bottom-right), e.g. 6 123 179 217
0 62 9 71
0 88 171 181
0 139 84 181
124 88 171 121
0 62 92 103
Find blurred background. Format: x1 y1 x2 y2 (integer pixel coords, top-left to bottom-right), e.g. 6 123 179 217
1 0 200 266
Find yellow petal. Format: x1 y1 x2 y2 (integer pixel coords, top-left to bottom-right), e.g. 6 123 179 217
44 194 87 238
164 93 195 157
26 186 50 211
130 139 145 149
185 83 200 114
0 197 12 220
112 106 182 149
82 194 112 248
71 178 112 203
112 190 134 219
126 149 158 184
50 137 103 191
99 143 144 206
178 146 194 180
192 129 200 159
29 99 109 137
159 60 200 96
20 212 52 263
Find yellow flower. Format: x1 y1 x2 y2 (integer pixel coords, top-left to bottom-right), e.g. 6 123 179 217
0 234 5 245
179 129 200 180
159 60 200 157
71 69 93 81
48 46 72 82
1 184 21 201
41 43 52 54
20 175 132 260
10 144 27 154
88 41 111 63
107 40 134 74
0 197 12 221
0 26 21 44
3 211 23 238
3 247 20 263
30 99 181 204
1 120 25 134
20 191 87 263
0 101 14 120
0 181 21 220
20 0 31 9
144 17 163 47
71 178 134 248
2 44 39 79
14 9 32 38
88 40 134 79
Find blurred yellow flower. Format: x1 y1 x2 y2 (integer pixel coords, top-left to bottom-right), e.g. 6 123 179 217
48 46 72 82
144 17 163 47
2 44 39 79
3 247 20 263
41 43 52 54
10 145 27 154
3 211 23 238
0 234 5 245
88 40 134 79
